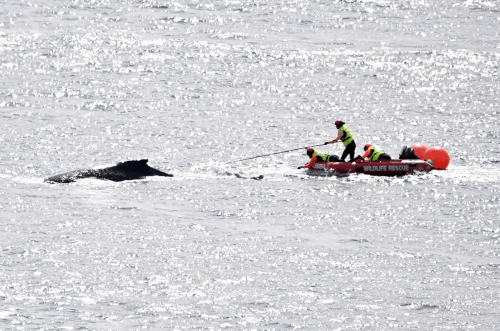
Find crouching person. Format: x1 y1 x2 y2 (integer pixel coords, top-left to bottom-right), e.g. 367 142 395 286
298 147 341 169
360 144 391 161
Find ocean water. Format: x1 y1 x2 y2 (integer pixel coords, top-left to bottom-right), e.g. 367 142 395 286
1 0 499 329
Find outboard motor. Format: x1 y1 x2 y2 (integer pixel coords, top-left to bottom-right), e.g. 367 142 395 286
399 146 420 160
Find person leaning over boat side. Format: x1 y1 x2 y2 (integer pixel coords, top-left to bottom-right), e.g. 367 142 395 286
298 147 341 169
360 144 391 161
324 120 356 161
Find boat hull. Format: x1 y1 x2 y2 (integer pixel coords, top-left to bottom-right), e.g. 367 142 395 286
308 159 434 176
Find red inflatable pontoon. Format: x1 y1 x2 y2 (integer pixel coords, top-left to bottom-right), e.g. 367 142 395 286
307 159 434 176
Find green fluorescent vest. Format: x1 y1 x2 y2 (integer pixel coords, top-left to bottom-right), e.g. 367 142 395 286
368 146 383 161
312 151 331 162
339 125 354 146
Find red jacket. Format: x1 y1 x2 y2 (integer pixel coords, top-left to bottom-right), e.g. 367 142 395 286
303 156 318 169
362 149 372 159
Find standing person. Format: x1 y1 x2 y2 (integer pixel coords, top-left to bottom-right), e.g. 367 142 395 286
361 144 391 161
325 120 356 161
298 147 341 169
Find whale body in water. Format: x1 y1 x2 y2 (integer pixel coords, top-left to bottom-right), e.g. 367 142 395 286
45 159 173 183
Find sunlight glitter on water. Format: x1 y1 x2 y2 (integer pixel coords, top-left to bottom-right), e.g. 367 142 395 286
1 0 500 329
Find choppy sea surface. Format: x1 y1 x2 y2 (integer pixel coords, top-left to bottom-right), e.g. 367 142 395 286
1 0 499 330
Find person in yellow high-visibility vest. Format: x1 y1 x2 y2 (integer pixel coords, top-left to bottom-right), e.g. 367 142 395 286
361 144 392 161
325 120 356 161
298 147 341 169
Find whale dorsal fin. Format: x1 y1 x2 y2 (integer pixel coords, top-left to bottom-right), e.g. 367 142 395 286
117 159 149 167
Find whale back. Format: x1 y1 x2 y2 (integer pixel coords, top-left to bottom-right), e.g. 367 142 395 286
45 159 173 183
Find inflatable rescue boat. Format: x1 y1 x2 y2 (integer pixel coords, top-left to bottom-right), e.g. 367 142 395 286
308 159 434 176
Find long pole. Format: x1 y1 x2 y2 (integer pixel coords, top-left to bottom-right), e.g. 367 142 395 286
227 143 327 164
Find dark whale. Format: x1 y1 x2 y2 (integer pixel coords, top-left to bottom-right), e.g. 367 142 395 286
45 159 173 183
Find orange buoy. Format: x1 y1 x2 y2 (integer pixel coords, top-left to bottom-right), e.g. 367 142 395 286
423 146 450 170
410 143 428 159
